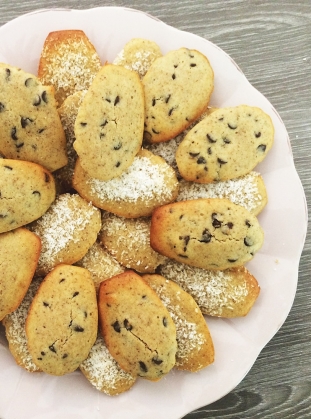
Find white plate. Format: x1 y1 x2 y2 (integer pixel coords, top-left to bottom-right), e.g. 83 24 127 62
0 7 308 419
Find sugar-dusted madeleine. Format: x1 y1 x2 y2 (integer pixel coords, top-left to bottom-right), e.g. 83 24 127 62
143 274 214 372
74 64 145 181
176 105 274 183
0 63 67 171
98 271 177 381
158 260 260 317
150 198 264 270
143 48 214 143
26 264 98 376
38 30 101 106
0 228 41 321
73 149 179 218
0 159 56 233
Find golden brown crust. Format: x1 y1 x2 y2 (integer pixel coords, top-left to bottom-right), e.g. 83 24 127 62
38 30 101 106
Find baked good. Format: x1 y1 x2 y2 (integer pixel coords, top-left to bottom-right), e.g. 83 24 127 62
55 90 86 191
26 264 98 376
158 260 260 317
80 334 136 395
0 63 67 172
0 228 41 320
143 274 214 372
2 278 42 372
142 48 214 143
113 38 162 78
73 149 179 218
73 64 145 181
75 241 124 290
176 171 268 216
175 105 274 183
29 193 101 275
38 30 101 106
150 198 264 270
100 213 167 273
98 270 177 381
0 159 56 233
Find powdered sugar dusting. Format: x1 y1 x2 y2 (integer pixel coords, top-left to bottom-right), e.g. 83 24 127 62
3 279 41 372
80 334 135 394
159 260 249 317
88 156 177 203
177 172 263 212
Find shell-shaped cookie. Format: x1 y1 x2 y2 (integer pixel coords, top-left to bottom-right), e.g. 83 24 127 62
150 198 264 270
176 105 274 183
98 270 177 381
0 159 56 233
80 334 136 395
113 38 162 78
29 193 101 275
74 64 145 181
75 241 124 291
2 278 42 372
158 260 260 317
73 149 179 218
25 264 98 376
38 30 101 106
0 228 41 320
143 48 214 143
176 171 268 216
143 274 214 372
0 63 67 172
99 213 167 273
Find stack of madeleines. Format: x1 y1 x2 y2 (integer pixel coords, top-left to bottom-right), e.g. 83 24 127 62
0 29 273 395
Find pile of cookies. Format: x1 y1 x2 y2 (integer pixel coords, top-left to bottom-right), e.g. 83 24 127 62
0 30 274 395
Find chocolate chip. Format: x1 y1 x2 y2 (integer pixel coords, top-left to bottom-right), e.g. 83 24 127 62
43 302 49 307
112 321 121 333
25 78 33 87
105 98 111 103
62 354 68 359
197 156 206 164
139 361 148 373
152 357 163 365
217 158 227 165
41 91 48 103
100 120 108 127
33 95 41 106
172 73 176 80
41 351 46 356
207 133 216 143
165 94 171 103
80 122 87 127
257 144 266 152
200 228 212 243
115 161 121 168
190 63 197 67
189 152 200 158
227 222 234 229
163 317 168 327
74 325 84 332
228 123 237 130
114 96 120 106
44 172 50 183
223 137 231 144
152 128 160 134
212 218 222 228
16 142 24 149
59 278 66 283
168 107 174 116
244 237 253 247
49 344 57 353
228 258 238 263
255 132 261 138
72 291 79 298
21 117 33 128
32 191 41 198
4 165 13 170
11 127 18 141
178 254 189 258
124 319 132 331
245 220 251 227
152 98 156 106
0 214 7 218
5 68 11 81
207 147 212 155
37 357 42 361
113 142 122 150
179 214 184 220
0 102 5 112
38 128 45 134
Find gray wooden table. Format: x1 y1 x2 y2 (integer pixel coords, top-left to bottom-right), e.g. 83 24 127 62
0 1 310 418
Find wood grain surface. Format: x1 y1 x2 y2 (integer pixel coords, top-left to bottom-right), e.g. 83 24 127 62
0 1 310 418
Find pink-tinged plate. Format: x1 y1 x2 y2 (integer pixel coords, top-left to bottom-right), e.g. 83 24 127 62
0 6 307 419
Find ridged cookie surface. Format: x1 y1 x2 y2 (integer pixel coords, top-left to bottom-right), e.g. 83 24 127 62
143 274 214 372
98 271 177 381
0 159 56 233
150 198 264 270
26 264 98 376
74 64 145 181
0 63 67 171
